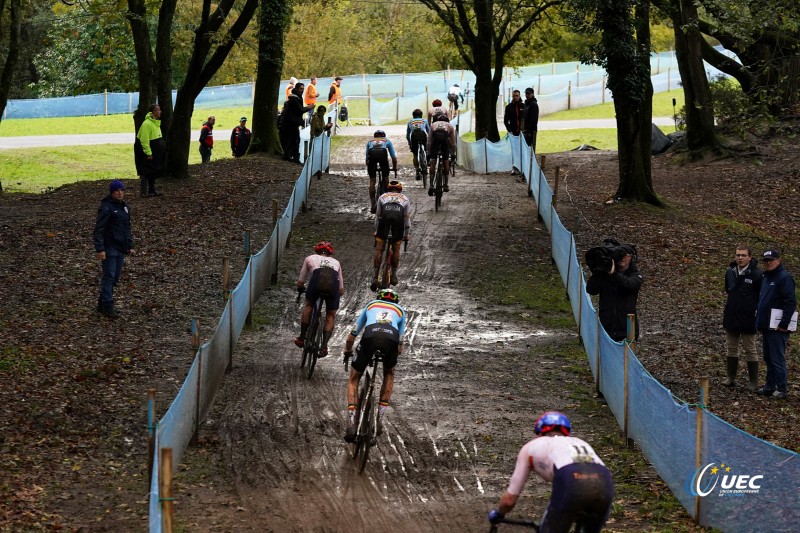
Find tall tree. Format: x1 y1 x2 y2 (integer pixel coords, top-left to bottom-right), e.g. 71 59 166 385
165 0 258 178
416 0 561 142
249 0 290 155
652 0 720 158
567 0 661 205
696 0 800 114
0 0 22 129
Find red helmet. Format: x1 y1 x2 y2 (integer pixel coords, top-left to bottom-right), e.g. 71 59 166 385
432 99 443 107
386 180 402 193
314 241 334 255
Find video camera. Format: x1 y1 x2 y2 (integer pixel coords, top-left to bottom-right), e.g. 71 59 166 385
585 238 637 274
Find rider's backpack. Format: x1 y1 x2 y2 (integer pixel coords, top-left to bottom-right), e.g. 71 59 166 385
338 105 348 122
315 266 337 295
410 127 427 147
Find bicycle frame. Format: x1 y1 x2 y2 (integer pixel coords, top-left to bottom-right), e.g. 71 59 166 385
298 290 325 378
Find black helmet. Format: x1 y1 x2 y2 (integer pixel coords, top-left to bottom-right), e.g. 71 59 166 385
374 130 386 138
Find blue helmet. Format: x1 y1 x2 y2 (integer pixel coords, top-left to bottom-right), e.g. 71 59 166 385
534 412 571 436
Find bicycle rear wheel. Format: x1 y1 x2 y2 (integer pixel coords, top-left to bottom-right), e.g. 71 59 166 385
358 389 375 474
435 166 443 211
352 371 371 459
306 317 321 379
301 305 319 369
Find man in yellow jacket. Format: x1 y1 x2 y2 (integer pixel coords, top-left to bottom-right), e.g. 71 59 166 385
134 104 166 197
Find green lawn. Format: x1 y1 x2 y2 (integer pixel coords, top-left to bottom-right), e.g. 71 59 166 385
543 89 684 120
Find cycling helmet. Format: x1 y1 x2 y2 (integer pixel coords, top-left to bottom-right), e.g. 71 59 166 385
453 84 460 88
377 288 399 303
432 99 443 107
374 129 386 138
412 108 423 118
534 412 571 436
386 180 402 193
314 241 334 255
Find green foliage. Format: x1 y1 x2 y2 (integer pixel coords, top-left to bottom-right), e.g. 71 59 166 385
708 76 777 137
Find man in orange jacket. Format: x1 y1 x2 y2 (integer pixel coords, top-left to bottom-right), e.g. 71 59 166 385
304 77 319 122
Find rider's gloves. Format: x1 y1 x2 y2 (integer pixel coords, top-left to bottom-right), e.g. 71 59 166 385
487 509 504 524
297 286 306 295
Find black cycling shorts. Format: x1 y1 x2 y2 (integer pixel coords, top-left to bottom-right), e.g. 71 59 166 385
375 205 405 242
542 463 614 533
429 138 451 160
448 93 460 110
351 324 399 373
305 267 340 311
367 147 390 179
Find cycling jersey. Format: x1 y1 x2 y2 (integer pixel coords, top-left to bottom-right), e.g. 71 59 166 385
365 138 397 164
351 300 407 339
406 118 430 145
427 120 456 158
428 106 450 125
375 192 411 241
298 254 344 292
507 435 606 493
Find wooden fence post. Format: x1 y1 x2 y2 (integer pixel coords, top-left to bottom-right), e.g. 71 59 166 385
160 448 174 533
553 166 561 209
367 85 372 126
567 81 572 110
694 377 709 523
146 389 156 488
624 313 636 446
565 238 573 300
595 314 602 396
244 229 252 327
227 294 234 372
271 200 279 284
222 258 230 302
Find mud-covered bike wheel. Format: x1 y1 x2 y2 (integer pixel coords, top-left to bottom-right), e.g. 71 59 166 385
435 165 443 211
306 316 321 379
352 371 371 459
358 392 374 474
301 305 319 369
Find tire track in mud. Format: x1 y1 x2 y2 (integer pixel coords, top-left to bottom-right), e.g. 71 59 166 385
174 141 569 532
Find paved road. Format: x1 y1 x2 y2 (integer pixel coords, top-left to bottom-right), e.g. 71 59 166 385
0 117 677 150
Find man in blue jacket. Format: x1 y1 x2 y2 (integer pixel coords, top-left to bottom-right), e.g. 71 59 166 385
754 249 796 399
93 180 135 319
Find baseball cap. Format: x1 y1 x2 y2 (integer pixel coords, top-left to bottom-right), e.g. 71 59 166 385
763 250 781 260
240 117 247 121
109 180 125 193
525 87 534 94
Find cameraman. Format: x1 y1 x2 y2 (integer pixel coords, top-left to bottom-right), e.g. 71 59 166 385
586 244 643 342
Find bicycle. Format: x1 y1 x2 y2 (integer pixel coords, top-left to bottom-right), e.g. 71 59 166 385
432 152 445 211
370 237 407 291
415 144 428 190
296 287 324 379
344 349 385 474
488 516 539 532
375 166 396 199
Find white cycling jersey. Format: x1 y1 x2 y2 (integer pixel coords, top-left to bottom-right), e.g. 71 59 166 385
506 435 605 495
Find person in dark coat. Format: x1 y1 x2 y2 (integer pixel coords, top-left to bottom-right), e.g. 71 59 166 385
521 87 539 152
279 83 312 164
504 89 524 136
230 117 251 157
586 245 643 342
754 249 796 399
722 245 763 389
93 180 135 319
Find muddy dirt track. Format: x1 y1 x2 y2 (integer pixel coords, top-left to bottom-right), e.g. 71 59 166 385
170 140 689 532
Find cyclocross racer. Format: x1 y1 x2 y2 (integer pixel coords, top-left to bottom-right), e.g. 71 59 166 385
406 109 429 181
342 288 407 442
294 241 345 357
427 98 450 126
372 181 411 290
365 130 397 214
427 114 456 195
488 412 615 533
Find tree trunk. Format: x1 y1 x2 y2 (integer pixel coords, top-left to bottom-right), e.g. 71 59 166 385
250 0 291 155
670 0 719 157
0 0 22 132
609 0 661 205
155 0 177 135
126 0 158 133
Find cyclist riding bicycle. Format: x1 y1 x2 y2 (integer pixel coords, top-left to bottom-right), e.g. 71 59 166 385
294 241 346 357
372 180 411 290
427 98 450 126
343 288 407 442
365 130 398 214
406 109 430 181
427 114 456 195
488 412 614 533
447 83 464 115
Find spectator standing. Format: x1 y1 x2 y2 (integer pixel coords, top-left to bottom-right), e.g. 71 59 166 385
504 90 524 136
722 245 763 389
310 105 333 138
586 245 643 342
93 180 135 319
135 104 166 197
328 76 343 106
199 116 215 163
230 117 251 157
286 77 298 99
522 87 539 152
755 249 796 399
304 77 319 122
280 83 312 163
